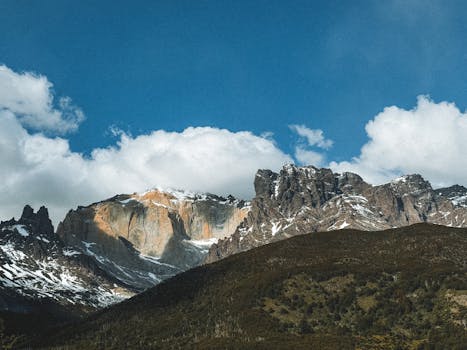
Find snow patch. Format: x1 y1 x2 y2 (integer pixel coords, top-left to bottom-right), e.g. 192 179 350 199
119 198 135 205
36 236 50 243
139 254 179 269
450 195 467 207
392 176 407 184
339 221 350 229
187 238 219 247
271 221 282 236
13 225 29 237
0 240 126 307
63 248 81 257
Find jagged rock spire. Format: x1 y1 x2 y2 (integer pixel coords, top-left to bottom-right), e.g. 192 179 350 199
19 205 54 235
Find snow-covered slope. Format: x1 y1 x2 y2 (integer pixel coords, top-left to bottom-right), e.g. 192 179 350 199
0 206 132 311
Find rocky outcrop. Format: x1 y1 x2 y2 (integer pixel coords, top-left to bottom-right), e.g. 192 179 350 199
18 205 54 235
207 164 467 262
435 184 467 207
0 206 131 310
57 189 249 290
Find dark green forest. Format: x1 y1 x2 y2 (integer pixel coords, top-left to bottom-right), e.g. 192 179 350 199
5 224 467 349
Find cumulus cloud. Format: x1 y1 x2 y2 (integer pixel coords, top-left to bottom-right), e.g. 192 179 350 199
293 147 325 166
289 124 333 166
0 123 292 223
87 127 292 201
0 65 84 133
4 64 467 226
289 124 333 149
330 96 467 187
0 74 292 224
0 65 293 224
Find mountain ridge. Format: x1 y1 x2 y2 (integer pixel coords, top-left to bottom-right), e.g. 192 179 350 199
207 164 467 262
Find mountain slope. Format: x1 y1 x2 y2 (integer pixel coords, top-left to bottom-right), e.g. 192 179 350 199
31 224 467 349
0 206 129 309
207 164 467 262
0 187 249 328
0 206 136 347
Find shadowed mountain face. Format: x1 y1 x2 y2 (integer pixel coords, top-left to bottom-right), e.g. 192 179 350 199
0 206 130 309
57 189 249 290
0 206 136 347
207 164 467 262
30 224 467 349
436 184 467 207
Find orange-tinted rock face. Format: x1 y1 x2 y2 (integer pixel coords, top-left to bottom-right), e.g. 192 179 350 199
56 189 249 289
130 190 250 246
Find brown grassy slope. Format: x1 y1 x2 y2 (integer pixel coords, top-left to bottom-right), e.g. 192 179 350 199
31 223 467 349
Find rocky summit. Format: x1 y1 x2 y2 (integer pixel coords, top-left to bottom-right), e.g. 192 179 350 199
207 164 467 262
57 188 249 291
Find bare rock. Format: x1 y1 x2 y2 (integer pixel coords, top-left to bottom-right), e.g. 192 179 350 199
57 189 249 289
207 165 467 262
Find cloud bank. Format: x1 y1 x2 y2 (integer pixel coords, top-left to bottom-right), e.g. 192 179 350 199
2 65 467 225
0 65 292 223
330 96 467 187
0 118 292 223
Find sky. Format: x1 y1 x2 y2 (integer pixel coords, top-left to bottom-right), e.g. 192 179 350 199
1 0 467 223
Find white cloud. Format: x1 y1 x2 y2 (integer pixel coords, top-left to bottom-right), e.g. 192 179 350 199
289 124 333 166
294 147 324 166
0 65 84 133
87 127 293 201
0 123 292 224
4 64 467 227
289 124 333 149
0 65 292 225
330 96 467 187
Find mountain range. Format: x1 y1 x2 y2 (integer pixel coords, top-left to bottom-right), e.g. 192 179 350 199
208 164 467 262
0 164 466 348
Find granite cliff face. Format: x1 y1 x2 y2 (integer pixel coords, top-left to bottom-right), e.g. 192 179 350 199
207 164 467 262
57 189 249 290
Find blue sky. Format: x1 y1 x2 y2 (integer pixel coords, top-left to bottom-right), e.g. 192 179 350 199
2 0 467 222
1 0 466 160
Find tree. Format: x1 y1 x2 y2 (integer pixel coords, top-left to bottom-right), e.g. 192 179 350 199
0 319 18 349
